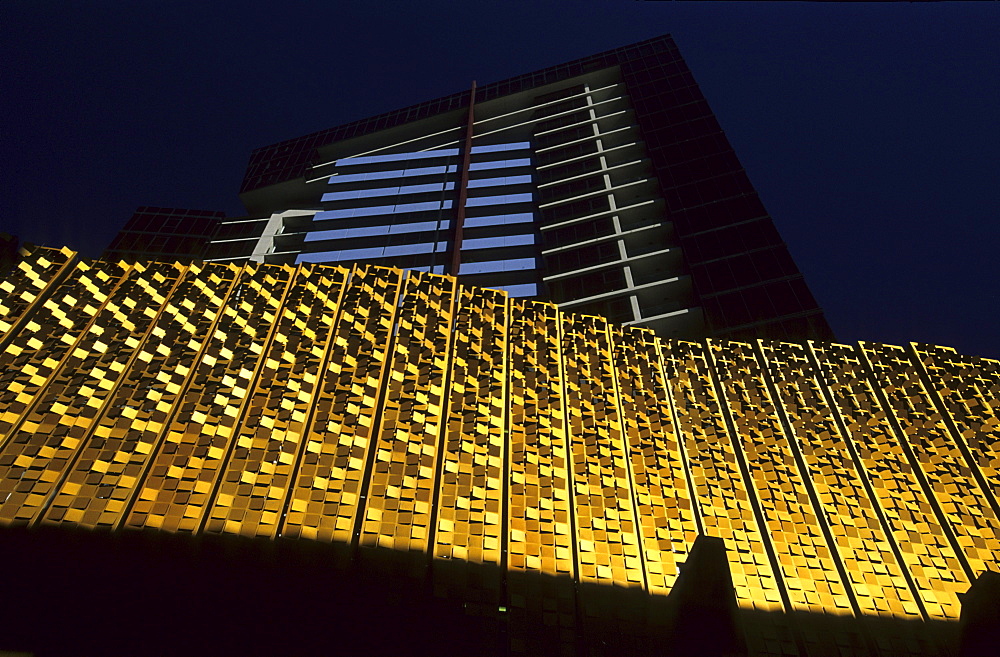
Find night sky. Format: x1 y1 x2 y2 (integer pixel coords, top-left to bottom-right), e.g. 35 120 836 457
2 2 998 358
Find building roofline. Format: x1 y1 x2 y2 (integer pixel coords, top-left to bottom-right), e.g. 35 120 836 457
239 34 680 194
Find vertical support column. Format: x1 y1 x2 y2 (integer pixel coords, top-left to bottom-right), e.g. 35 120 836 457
449 81 477 277
585 83 639 323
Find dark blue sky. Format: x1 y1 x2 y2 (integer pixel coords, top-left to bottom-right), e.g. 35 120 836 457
2 2 998 358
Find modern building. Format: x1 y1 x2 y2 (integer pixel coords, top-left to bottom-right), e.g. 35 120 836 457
0 245 998 657
105 34 833 343
12 33 996 657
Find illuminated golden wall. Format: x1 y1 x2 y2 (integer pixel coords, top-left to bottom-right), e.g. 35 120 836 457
1 247 999 654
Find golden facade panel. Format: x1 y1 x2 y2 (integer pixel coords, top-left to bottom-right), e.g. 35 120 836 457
0 258 135 524
360 271 455 555
30 261 187 529
0 258 131 444
41 262 236 529
2 247 998 651
609 327 697 595
911 344 1000 521
810 342 968 620
561 315 643 590
432 286 507 602
759 341 921 619
506 300 574 578
660 340 783 612
710 340 850 617
859 342 1000 579
282 265 402 542
205 264 349 538
0 246 75 344
121 264 295 533
506 300 576 649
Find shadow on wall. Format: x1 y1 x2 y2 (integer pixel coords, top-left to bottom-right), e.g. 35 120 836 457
0 527 991 657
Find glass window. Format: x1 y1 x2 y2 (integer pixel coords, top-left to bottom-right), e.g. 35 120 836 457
296 250 345 264
468 175 533 189
384 242 435 257
335 148 460 166
356 186 400 199
388 219 450 235
327 170 401 185
400 182 454 195
465 193 533 208
461 234 535 250
464 212 534 228
459 257 535 275
317 200 454 217
470 142 531 154
396 200 453 213
323 182 454 202
468 158 531 172
338 246 385 260
403 164 457 177
304 224 392 243
327 166 456 185
493 282 538 297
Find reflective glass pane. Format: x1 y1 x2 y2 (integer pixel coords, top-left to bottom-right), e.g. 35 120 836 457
468 158 532 172
335 148 460 166
458 257 536 275
461 234 535 250
465 193 533 208
388 219 450 235
493 282 538 297
464 212 534 228
467 175 533 189
470 142 531 154
304 224 392 243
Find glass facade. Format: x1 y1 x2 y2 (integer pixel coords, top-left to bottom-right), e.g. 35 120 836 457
125 33 833 342
282 141 540 297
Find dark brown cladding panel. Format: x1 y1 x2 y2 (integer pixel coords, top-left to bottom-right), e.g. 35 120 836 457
103 207 226 262
618 51 834 340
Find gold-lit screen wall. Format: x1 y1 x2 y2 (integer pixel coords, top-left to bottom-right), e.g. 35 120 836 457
1 247 998 654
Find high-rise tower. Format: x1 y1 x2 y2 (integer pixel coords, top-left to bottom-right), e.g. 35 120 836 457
106 34 833 342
